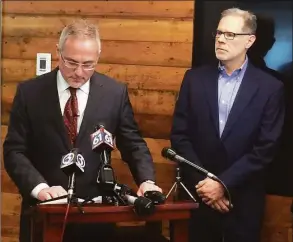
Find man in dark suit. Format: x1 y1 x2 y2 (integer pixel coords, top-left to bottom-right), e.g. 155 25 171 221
3 19 162 242
171 8 284 242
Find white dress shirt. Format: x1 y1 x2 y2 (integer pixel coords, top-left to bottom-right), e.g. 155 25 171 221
31 70 90 199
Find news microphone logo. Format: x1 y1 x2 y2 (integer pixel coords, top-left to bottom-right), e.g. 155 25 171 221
61 149 85 173
91 125 114 151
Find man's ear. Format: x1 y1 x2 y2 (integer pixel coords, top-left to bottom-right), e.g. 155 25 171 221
246 35 256 49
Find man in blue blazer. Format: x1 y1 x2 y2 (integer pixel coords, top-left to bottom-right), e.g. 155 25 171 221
171 8 285 242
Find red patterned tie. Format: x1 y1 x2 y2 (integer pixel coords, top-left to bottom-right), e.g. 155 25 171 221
63 87 78 146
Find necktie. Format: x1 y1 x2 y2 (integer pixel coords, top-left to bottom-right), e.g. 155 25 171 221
64 87 78 146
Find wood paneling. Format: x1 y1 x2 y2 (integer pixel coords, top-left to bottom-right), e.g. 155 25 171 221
2 1 194 19
2 59 186 91
1 170 19 194
2 37 192 67
3 15 193 43
261 195 293 242
2 82 177 116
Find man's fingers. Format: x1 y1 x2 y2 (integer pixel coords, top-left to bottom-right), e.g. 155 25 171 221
57 186 68 193
205 199 214 206
48 186 68 198
223 198 233 208
216 200 229 213
44 193 52 200
195 179 207 189
48 191 59 198
213 202 222 211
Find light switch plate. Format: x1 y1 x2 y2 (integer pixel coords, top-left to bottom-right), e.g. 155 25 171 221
36 53 51 76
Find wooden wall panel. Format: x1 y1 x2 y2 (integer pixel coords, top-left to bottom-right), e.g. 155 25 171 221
2 59 185 91
2 82 177 115
261 195 293 242
2 1 194 18
2 37 192 67
3 15 193 42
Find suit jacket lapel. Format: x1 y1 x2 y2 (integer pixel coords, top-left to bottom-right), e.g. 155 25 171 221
43 68 71 149
221 63 259 140
203 67 220 136
75 73 106 146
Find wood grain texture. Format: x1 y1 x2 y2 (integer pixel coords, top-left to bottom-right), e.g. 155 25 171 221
3 15 193 43
1 236 19 242
261 195 293 242
1 170 19 194
1 82 177 116
2 59 186 91
2 37 192 67
1 193 22 216
2 1 195 19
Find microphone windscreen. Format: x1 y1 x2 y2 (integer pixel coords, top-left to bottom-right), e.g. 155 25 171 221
161 147 176 160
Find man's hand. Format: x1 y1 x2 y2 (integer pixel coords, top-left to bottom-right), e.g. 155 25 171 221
137 181 162 196
202 196 231 213
37 186 67 201
196 177 224 202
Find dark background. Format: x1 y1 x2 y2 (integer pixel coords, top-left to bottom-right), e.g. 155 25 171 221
192 0 293 196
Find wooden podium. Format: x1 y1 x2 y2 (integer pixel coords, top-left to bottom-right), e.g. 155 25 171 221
31 201 198 242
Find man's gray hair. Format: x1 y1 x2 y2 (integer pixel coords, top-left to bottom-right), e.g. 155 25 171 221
58 19 101 53
221 8 257 34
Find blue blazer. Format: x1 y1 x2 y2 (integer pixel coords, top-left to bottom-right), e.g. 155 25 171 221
171 61 285 200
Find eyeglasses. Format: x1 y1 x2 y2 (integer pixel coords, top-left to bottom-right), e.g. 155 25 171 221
59 51 97 71
212 30 253 40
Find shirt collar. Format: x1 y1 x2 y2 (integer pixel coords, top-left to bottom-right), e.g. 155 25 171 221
57 70 90 95
218 55 248 76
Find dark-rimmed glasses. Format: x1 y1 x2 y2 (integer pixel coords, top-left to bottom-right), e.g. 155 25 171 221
212 30 254 40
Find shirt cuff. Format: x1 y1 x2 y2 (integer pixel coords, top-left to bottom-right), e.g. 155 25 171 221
31 183 49 199
142 180 156 185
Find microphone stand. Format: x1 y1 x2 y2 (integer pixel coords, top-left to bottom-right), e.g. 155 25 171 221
166 165 197 203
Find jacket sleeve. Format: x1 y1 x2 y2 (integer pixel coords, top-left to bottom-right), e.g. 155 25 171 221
3 83 47 198
115 84 156 186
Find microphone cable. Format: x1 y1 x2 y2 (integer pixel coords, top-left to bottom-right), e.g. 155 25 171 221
60 200 70 242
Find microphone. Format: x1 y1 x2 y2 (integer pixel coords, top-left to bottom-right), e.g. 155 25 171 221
91 124 114 152
124 194 155 216
112 183 155 216
161 147 233 209
90 125 115 190
60 148 85 203
161 147 219 181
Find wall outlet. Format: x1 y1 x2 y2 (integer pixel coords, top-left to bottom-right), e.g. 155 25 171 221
36 53 51 76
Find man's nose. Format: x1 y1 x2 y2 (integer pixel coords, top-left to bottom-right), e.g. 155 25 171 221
74 65 84 75
217 33 226 42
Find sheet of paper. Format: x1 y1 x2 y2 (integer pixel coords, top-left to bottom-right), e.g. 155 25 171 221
39 196 102 205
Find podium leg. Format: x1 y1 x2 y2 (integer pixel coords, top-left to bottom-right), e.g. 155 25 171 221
171 220 188 242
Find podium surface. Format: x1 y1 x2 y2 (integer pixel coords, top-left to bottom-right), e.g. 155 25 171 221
31 201 198 242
